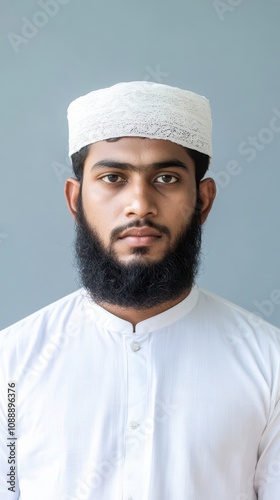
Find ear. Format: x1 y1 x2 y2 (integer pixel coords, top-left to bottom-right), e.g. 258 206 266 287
198 178 216 224
64 178 80 220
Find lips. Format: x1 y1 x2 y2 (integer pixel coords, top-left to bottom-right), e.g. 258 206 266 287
119 227 162 239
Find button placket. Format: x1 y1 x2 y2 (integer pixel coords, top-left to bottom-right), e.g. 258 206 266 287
123 334 149 500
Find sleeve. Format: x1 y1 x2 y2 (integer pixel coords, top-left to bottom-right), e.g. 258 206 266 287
0 332 20 499
254 396 280 498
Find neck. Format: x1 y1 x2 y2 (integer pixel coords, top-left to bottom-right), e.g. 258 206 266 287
96 287 192 331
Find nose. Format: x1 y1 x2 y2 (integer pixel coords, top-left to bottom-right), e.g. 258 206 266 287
123 179 158 219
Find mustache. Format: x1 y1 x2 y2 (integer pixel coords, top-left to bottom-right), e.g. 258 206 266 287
110 219 171 242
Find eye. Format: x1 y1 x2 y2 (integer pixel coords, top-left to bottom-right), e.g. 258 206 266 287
101 174 125 183
155 174 178 184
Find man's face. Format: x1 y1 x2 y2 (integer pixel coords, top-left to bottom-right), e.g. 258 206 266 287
65 137 215 309
80 137 198 264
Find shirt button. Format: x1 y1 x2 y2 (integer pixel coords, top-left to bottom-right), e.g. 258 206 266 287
130 341 141 352
130 421 139 430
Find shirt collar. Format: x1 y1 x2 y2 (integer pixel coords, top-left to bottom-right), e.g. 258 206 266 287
81 285 199 335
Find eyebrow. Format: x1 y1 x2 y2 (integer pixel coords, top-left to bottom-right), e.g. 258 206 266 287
90 159 190 173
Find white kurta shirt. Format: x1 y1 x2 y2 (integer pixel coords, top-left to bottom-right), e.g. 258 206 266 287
1 285 280 500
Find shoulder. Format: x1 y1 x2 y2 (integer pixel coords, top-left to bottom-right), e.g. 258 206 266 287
197 287 280 347
0 288 89 381
0 288 85 347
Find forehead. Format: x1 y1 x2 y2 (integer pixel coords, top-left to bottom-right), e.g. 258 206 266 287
84 137 195 169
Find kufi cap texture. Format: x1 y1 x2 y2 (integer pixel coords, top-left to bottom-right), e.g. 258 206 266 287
67 81 212 157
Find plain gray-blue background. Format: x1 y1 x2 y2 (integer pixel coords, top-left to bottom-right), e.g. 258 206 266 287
1 0 280 329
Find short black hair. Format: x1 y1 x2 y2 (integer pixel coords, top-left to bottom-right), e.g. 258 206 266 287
71 139 210 187
71 144 90 182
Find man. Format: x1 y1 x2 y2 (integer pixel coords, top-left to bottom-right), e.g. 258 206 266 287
0 81 280 500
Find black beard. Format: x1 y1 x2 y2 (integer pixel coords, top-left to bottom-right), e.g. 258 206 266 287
74 191 202 309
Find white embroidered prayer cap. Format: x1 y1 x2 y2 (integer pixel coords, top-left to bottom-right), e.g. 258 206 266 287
67 81 212 158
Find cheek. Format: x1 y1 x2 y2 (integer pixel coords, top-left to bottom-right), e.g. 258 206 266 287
83 180 119 210
170 192 197 233
170 192 197 221
181 185 198 220
185 184 198 210
81 185 120 243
